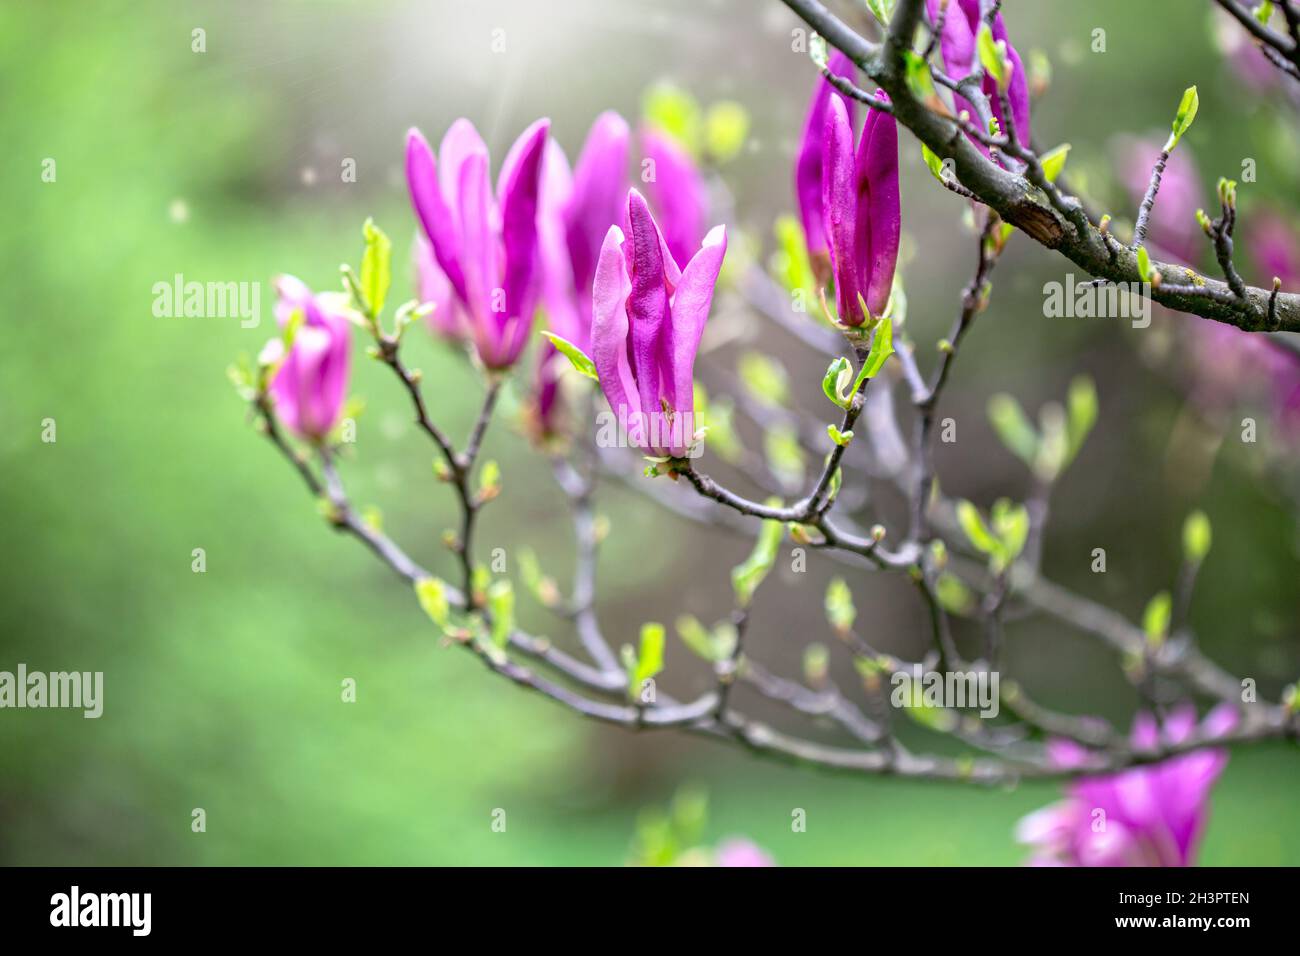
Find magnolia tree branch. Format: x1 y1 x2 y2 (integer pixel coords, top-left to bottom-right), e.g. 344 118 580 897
251 291 1299 785
780 0 1300 332
243 2 1300 794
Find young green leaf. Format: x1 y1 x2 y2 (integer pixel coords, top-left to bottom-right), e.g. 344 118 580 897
976 22 1010 91
921 143 947 182
1136 245 1153 282
1164 85 1199 152
711 622 738 661
935 573 976 615
865 0 896 25
517 547 549 603
676 614 718 661
850 315 895 392
903 49 938 106
1039 143 1071 183
486 579 514 649
414 576 451 630
824 577 856 636
643 83 702 154
822 355 852 409
1034 401 1068 482
1143 591 1172 644
704 101 749 164
731 511 784 608
360 218 392 319
990 498 1030 569
627 622 666 698
803 643 830 685
478 459 501 499
540 331 599 381
1182 510 1212 564
827 424 854 447
1065 375 1098 464
956 500 999 556
987 393 1040 467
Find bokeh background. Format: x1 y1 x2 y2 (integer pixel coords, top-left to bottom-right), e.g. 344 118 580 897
2 0 1298 865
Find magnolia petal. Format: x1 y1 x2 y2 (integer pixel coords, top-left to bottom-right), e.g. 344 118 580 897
591 225 642 443
457 151 502 365
625 189 673 420
822 95 861 325
666 224 727 420
406 128 468 301
495 119 549 361
567 110 631 299
795 49 857 258
439 118 490 211
856 95 900 319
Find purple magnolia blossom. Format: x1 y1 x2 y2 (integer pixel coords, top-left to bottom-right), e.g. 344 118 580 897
927 0 1031 152
591 188 726 458
539 111 631 354
639 125 709 271
796 49 858 281
1017 705 1238 867
530 111 631 438
406 117 550 369
268 275 351 441
821 91 900 326
714 838 776 867
1118 136 1204 265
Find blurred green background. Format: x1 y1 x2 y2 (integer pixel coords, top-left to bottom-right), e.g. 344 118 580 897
1 0 1297 865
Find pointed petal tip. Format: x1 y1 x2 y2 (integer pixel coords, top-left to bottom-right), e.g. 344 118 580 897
626 186 654 224
595 109 630 136
522 116 551 139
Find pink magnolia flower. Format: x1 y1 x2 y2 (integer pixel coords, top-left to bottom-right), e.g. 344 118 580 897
1017 704 1238 867
268 275 351 441
822 90 900 326
591 188 726 458
927 0 1031 153
1117 136 1203 265
715 838 776 867
530 111 631 438
639 125 709 271
406 117 550 369
796 49 859 281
